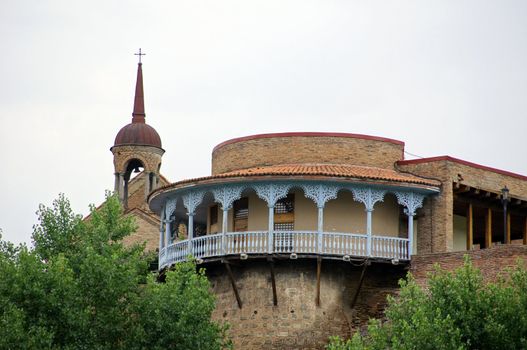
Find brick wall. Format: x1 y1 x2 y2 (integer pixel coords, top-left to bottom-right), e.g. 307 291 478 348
212 135 404 175
208 259 405 350
398 160 451 253
447 162 527 198
410 245 527 286
399 159 527 254
121 211 160 251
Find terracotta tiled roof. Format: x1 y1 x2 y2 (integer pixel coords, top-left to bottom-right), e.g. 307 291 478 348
173 164 441 187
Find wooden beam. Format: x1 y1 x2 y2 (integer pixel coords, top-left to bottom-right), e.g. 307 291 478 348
506 212 511 244
316 257 321 307
466 203 473 250
485 208 492 248
454 195 526 216
453 183 470 193
350 261 368 309
268 258 278 306
224 262 242 309
524 216 527 245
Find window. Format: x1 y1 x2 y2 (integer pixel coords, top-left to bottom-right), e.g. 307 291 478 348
274 222 295 231
233 197 248 232
274 194 294 231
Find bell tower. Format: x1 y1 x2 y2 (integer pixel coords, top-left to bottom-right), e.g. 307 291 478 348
110 52 164 209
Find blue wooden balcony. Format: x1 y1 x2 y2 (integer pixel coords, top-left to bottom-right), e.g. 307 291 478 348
159 230 409 269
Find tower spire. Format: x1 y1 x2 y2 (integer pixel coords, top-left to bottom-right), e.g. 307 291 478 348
132 49 146 124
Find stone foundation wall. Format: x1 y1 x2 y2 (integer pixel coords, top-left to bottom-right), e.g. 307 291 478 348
207 259 405 350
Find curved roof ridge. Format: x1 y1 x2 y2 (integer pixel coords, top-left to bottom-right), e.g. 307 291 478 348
149 164 441 202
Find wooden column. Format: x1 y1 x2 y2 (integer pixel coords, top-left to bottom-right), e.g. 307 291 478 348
350 261 368 309
506 212 511 244
523 216 527 245
485 208 492 248
466 203 473 250
315 258 321 307
224 262 242 309
268 258 278 306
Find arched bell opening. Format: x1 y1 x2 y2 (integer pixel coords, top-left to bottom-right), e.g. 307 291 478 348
121 158 146 210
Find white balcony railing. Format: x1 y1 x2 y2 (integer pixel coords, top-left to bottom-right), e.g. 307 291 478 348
159 231 409 269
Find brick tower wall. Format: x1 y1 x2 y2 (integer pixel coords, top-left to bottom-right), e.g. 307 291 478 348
212 134 405 175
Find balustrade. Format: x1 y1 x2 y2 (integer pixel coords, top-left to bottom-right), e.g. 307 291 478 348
371 236 409 260
225 231 268 254
158 231 410 269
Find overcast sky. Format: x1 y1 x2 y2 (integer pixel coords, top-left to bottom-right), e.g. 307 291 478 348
1 1 526 245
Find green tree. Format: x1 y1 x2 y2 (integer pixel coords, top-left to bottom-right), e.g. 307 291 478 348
327 257 527 350
0 194 230 350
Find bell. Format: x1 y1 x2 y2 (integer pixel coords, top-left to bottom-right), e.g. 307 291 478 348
133 167 140 173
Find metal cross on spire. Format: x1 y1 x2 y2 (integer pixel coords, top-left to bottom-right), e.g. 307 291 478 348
134 48 146 64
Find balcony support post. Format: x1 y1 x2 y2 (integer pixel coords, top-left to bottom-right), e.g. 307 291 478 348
188 213 194 256
212 185 245 256
223 260 242 309
159 207 166 250
351 187 386 257
407 214 414 257
159 226 164 251
268 206 274 254
301 183 340 255
366 209 373 256
317 207 324 254
316 257 322 306
268 257 278 306
395 191 425 258
165 219 171 248
350 260 369 309
182 191 205 259
222 209 228 254
254 183 292 255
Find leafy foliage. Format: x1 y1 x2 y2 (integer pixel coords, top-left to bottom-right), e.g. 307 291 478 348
327 257 527 350
0 194 229 350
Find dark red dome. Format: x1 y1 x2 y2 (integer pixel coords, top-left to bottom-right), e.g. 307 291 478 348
114 122 162 148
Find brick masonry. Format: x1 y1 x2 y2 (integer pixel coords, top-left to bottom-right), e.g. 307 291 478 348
212 135 405 175
121 209 160 252
111 144 164 174
399 159 527 254
207 259 405 350
410 245 527 286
